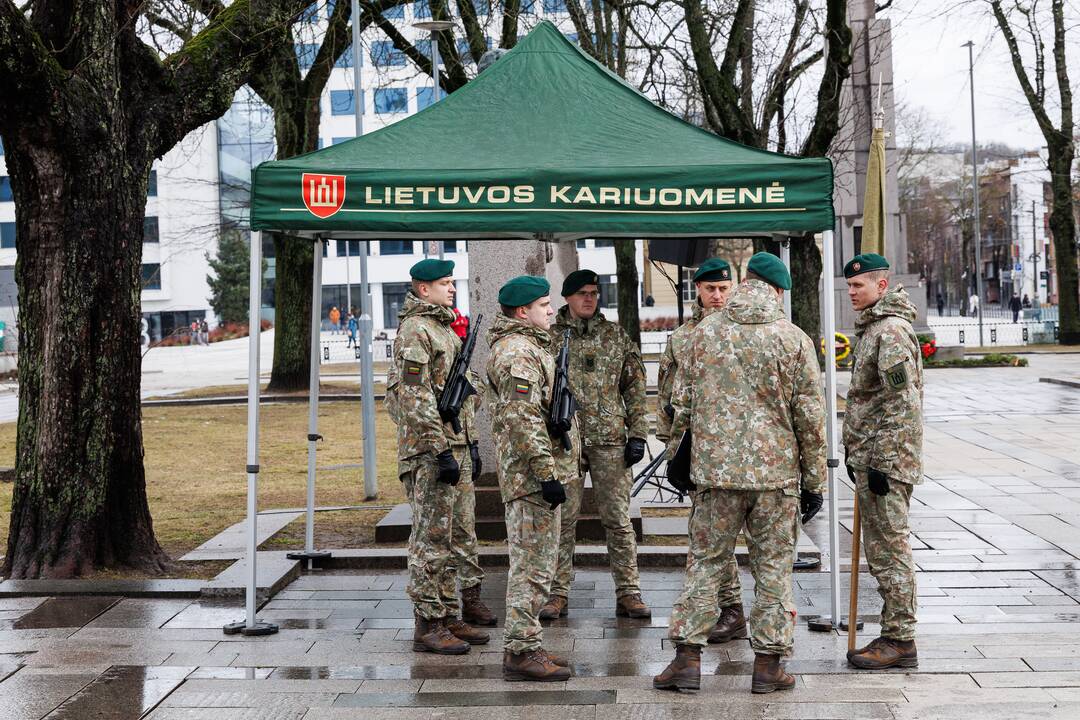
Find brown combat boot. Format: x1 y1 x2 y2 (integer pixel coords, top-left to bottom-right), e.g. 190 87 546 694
652 644 701 692
538 594 568 620
461 584 497 627
503 649 572 681
539 648 570 667
707 605 748 644
847 637 918 669
445 617 490 645
751 653 796 694
616 593 652 618
413 615 470 655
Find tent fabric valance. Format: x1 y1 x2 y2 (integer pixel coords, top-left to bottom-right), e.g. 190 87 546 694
250 21 834 239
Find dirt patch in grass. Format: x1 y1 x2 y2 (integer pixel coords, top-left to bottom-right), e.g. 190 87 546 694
260 508 399 550
0 400 406 574
145 381 386 401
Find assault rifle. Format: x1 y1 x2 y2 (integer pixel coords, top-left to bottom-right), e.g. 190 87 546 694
547 327 578 451
438 314 483 434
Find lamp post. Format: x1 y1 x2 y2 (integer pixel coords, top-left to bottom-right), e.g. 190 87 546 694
414 20 454 261
963 40 985 346
1029 200 1041 302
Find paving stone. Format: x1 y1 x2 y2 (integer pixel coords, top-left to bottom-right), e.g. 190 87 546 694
973 670 1080 687
163 689 339 708
85 599 192 629
594 702 895 719
179 678 362 693
44 665 194 719
331 690 614 707
145 709 306 719
0 670 99 720
12 597 120 630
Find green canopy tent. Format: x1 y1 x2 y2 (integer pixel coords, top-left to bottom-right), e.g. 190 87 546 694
231 20 843 636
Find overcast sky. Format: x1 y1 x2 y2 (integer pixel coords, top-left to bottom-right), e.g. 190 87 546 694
888 1 1069 151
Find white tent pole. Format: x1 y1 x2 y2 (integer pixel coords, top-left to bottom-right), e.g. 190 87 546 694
224 230 277 636
359 243 378 499
821 229 842 628
780 241 792 320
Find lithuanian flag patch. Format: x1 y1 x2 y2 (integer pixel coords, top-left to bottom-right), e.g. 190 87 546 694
511 377 532 401
404 363 424 385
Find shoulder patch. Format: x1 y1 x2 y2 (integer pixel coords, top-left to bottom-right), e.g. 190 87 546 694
511 376 533 401
403 362 425 386
885 362 908 390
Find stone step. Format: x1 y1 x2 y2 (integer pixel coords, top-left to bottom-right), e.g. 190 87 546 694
374 502 643 543
473 484 604 517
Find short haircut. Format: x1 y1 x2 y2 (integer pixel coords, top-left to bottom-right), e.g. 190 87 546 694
746 270 764 284
411 279 425 295
500 303 517 317
865 270 891 283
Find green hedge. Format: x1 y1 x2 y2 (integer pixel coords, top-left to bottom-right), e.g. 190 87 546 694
925 353 1028 368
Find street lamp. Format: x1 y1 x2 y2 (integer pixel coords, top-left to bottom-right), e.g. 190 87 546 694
963 40 985 346
413 19 454 261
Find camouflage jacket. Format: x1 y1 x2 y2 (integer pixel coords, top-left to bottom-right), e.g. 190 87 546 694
842 286 924 485
656 302 721 442
386 293 472 463
487 314 580 503
549 306 648 447
668 280 827 493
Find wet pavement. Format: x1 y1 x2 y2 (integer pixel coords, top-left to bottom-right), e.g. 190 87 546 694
0 356 1079 718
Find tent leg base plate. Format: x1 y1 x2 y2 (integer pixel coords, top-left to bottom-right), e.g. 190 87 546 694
223 621 279 636
805 616 863 633
793 556 821 571
287 550 333 561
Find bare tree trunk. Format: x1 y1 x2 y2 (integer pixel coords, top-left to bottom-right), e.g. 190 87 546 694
614 240 641 345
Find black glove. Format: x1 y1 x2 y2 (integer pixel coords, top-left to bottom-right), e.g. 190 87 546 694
469 443 482 481
435 449 460 486
667 471 697 494
800 488 824 524
868 468 890 496
624 437 646 467
540 478 566 510
666 429 696 493
663 403 675 419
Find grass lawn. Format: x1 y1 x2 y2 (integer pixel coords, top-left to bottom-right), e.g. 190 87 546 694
0 399 406 570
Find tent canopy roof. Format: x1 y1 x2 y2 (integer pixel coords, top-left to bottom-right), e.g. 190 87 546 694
250 21 833 240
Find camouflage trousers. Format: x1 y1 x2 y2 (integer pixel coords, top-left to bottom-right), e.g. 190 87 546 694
686 494 743 610
551 444 640 598
504 491 560 653
670 488 798 655
856 472 917 640
449 447 484 598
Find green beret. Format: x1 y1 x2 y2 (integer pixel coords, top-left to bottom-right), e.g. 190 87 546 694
561 269 600 297
409 258 455 282
498 275 550 307
746 252 791 290
693 258 732 283
843 253 890 278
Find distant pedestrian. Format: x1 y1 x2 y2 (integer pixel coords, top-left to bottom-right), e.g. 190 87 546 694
968 293 979 318
1022 293 1031 308
936 293 944 317
1033 296 1042 322
1009 294 1022 323
199 318 209 345
189 320 199 345
329 306 341 335
347 312 358 347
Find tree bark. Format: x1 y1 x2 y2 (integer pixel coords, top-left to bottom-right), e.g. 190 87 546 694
614 240 641 345
0 0 312 577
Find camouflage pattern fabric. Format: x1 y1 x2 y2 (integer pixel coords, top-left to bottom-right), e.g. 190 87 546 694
449 448 483 595
386 292 472 462
485 314 579 504
656 302 719 442
670 487 798 653
401 454 456 620
683 496 742 609
503 492 560 653
855 470 917 640
549 306 648 447
667 279 827 494
550 445 640 598
843 286 924 485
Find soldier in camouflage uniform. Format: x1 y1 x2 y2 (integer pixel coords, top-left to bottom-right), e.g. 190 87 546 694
486 275 578 682
540 269 650 619
385 259 489 655
656 258 746 643
654 253 826 695
842 253 923 670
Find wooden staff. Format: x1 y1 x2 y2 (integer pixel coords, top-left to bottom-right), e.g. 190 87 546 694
847 494 862 651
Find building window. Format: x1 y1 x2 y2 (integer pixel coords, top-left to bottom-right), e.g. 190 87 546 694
143 216 159 243
336 239 364 256
444 240 460 253
576 239 586 249
598 274 618 308
681 268 696 302
331 136 352 145
544 0 567 13
417 87 435 111
148 170 157 197
595 239 614 248
0 137 4 155
0 222 15 249
296 43 319 69
380 240 413 255
141 263 162 290
374 88 408 114
334 44 357 68
384 3 405 18
299 3 319 21
371 41 406 67
0 177 11 202
383 282 411 329
414 0 431 18
331 89 358 115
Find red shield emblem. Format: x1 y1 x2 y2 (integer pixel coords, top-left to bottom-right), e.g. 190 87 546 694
302 173 346 219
